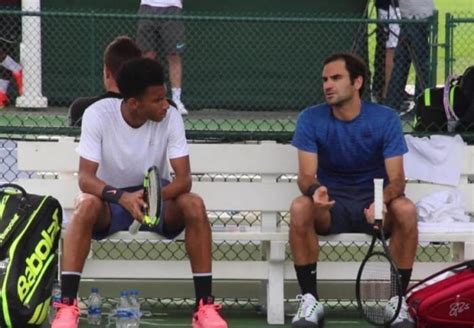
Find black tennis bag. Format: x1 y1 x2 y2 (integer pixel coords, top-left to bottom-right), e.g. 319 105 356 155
0 183 62 327
414 65 474 132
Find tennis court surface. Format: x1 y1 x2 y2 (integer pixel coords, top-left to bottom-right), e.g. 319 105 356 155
77 310 373 327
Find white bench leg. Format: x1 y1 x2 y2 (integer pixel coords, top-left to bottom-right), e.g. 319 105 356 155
452 241 474 262
465 242 474 260
267 241 286 324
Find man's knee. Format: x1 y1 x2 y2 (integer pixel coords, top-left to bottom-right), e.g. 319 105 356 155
70 193 103 226
389 197 417 229
178 193 207 221
290 196 314 228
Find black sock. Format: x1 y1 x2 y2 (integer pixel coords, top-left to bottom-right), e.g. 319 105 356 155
398 268 412 294
294 263 318 300
193 274 212 308
61 273 81 304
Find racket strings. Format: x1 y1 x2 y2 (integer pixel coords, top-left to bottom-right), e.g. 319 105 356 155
359 254 393 324
143 168 160 227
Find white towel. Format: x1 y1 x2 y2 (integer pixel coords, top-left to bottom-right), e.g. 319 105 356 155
416 189 470 223
404 135 465 186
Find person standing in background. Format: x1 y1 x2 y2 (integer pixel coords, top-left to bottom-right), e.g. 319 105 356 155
384 0 435 114
372 0 401 103
136 0 188 115
0 0 23 108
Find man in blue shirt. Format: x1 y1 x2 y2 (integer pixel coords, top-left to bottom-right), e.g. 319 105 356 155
290 52 417 328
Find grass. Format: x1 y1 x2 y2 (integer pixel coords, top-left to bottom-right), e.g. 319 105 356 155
367 0 474 86
435 0 474 78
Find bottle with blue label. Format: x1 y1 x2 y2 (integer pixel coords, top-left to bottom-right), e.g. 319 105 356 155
87 287 102 325
48 282 61 324
116 290 132 328
128 290 141 327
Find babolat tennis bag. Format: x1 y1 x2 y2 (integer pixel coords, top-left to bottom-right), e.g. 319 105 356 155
414 65 474 132
406 260 474 328
0 183 62 327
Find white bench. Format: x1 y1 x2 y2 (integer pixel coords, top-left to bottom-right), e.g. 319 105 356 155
14 137 474 324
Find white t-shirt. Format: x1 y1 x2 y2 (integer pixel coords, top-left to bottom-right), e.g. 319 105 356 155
76 98 188 188
140 0 182 9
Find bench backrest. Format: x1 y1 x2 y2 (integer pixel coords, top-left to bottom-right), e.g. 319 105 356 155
15 138 474 215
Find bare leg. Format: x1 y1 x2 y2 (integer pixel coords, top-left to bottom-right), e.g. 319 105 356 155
289 196 331 265
61 194 110 272
386 197 418 268
383 48 395 98
166 193 212 272
167 54 182 89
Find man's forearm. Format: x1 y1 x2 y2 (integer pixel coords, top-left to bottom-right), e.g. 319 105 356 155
383 178 406 205
297 175 322 196
162 175 192 200
78 174 107 197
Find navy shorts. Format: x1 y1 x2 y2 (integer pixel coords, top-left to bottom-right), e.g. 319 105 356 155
320 186 375 236
93 181 184 240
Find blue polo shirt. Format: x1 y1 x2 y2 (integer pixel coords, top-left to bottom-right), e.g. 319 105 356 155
291 101 407 188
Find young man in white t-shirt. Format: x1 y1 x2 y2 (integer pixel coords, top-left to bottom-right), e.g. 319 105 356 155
52 58 228 328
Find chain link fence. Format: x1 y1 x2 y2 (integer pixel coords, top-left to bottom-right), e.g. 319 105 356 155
1 7 473 314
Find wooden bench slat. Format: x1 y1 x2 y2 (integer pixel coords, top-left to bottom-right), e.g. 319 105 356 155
17 140 474 174
82 260 269 280
18 178 474 212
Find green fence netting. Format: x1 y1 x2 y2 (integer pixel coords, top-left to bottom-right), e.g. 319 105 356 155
0 7 473 312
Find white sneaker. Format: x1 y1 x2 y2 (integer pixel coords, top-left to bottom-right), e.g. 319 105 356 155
291 293 324 327
385 296 415 328
173 99 188 116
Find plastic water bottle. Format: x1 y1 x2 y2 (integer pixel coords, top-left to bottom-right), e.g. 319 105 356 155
87 287 102 325
116 290 132 328
128 290 141 327
48 282 61 323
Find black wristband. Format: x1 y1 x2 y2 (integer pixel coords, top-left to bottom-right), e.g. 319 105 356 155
101 185 124 203
305 183 321 198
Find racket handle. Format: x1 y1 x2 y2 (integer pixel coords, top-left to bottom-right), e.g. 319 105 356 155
374 178 384 221
129 220 142 235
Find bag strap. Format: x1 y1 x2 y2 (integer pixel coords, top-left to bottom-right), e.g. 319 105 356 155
407 260 474 296
443 75 461 121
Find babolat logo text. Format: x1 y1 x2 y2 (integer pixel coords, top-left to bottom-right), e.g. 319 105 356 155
17 208 61 303
0 213 20 243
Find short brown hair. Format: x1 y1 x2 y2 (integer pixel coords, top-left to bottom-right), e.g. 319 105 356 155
103 36 142 80
323 52 367 95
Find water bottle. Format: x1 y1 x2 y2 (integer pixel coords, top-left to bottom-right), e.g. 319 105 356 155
87 287 102 325
48 282 61 324
128 290 141 327
116 290 132 328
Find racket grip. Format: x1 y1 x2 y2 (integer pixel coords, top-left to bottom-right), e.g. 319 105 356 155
129 220 142 235
374 178 384 221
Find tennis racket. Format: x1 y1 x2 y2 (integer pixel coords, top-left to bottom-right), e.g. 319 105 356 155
129 166 162 235
355 179 403 327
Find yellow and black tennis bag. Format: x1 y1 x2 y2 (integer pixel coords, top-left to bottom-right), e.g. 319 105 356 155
0 183 62 327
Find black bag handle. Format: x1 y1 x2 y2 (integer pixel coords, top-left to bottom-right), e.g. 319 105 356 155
0 183 31 213
0 183 29 201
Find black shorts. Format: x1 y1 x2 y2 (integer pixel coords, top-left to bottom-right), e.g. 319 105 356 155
320 186 375 236
93 181 184 240
136 5 186 55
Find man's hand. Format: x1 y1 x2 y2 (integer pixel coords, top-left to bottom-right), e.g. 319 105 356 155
364 202 387 225
311 186 335 210
118 190 146 222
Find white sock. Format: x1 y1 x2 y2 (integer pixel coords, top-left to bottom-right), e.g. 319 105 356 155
0 79 9 93
172 87 182 101
1 56 22 72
